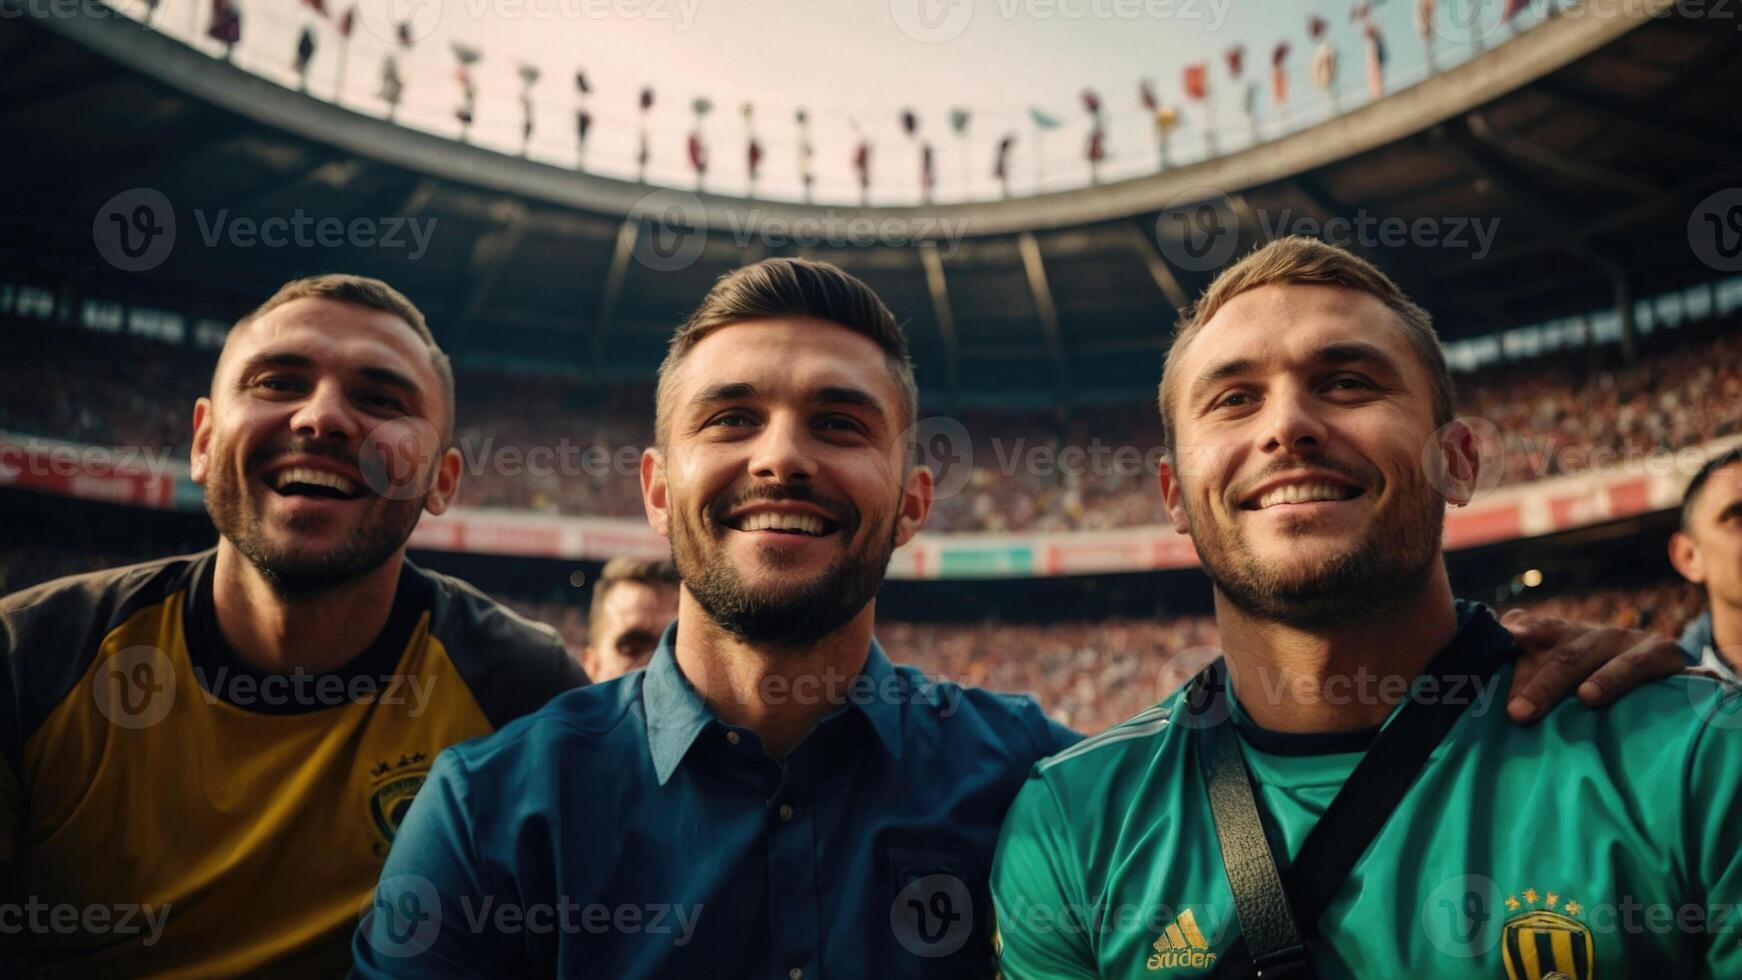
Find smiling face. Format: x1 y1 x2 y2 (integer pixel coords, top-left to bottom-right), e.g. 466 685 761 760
1159 282 1476 627
191 296 460 594
642 316 931 650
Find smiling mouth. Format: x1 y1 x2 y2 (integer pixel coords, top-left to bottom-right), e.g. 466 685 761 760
1243 483 1365 511
267 466 368 501
724 512 841 537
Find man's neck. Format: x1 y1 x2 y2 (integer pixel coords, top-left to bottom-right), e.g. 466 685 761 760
1214 572 1460 734
1711 599 1742 672
211 542 403 674
671 591 876 763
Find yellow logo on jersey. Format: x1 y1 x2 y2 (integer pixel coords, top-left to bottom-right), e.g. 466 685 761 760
1500 888 1593 980
1146 909 1217 971
367 753 431 852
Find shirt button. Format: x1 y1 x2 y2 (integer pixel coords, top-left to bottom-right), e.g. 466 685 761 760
725 731 740 745
778 804 794 822
788 969 803 980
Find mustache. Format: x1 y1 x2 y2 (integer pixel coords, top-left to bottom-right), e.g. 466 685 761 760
708 483 854 528
246 438 360 475
1229 451 1379 503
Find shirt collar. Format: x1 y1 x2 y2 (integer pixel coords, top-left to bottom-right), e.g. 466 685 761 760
642 622 905 786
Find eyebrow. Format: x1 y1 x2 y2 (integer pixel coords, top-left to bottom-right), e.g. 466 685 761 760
813 385 887 422
1189 341 1404 406
687 382 888 422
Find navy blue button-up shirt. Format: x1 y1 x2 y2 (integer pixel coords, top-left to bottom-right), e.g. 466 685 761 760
354 624 1080 978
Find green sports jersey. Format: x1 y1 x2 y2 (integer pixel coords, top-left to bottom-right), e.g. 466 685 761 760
990 606 1742 979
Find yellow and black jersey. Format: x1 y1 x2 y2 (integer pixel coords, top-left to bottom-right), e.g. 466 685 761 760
0 549 586 978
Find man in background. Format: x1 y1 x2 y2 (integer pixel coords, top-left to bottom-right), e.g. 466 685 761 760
1671 446 1742 682
580 556 680 681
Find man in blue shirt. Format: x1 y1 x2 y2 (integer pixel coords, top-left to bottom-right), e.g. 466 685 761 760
354 257 1689 978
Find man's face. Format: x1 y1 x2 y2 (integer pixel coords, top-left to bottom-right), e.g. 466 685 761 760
191 297 460 594
642 317 931 649
583 581 679 681
1672 461 1742 612
1159 283 1475 626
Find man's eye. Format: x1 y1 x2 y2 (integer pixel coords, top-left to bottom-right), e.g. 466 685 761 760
360 392 405 412
258 377 301 393
707 412 753 428
817 415 864 434
1327 375 1375 392
1214 392 1252 410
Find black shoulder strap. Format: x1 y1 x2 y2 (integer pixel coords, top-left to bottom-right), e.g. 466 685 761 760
1192 611 1515 979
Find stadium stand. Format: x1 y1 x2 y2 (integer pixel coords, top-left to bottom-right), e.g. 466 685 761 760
5 310 1737 533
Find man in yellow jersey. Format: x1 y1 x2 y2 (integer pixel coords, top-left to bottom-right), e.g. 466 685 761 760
0 275 584 975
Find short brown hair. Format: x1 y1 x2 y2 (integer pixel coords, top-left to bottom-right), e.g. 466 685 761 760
221 273 456 443
1157 236 1455 450
587 557 680 645
654 258 918 448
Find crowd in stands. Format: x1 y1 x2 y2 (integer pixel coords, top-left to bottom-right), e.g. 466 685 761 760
5 314 1738 534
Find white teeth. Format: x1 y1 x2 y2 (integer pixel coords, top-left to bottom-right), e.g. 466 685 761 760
735 512 829 535
1256 483 1356 509
273 466 357 496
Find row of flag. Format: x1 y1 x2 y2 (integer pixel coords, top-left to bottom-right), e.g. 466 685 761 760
197 0 1556 199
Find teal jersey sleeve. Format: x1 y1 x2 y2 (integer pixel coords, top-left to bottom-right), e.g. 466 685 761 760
991 772 1098 979
1688 683 1742 975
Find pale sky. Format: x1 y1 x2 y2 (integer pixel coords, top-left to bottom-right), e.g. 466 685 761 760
122 0 1525 203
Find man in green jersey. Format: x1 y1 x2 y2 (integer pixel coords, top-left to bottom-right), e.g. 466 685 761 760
990 237 1742 979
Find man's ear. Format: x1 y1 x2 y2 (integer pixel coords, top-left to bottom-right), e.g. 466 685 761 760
422 446 464 516
1669 530 1706 586
1432 419 1483 506
190 397 213 484
1158 452 1191 534
641 448 671 538
893 463 934 548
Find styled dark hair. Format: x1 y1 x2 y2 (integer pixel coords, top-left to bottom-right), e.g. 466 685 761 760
1682 446 1742 530
655 258 917 446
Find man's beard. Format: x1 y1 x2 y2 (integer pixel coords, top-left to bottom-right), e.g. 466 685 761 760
1184 454 1446 628
669 483 896 651
205 438 426 597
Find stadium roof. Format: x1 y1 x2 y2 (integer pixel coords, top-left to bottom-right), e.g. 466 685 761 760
5 1 1741 407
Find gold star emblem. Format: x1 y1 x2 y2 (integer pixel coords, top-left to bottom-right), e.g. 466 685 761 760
1546 892 1559 908
1523 888 1539 904
1505 895 1520 911
1564 900 1582 916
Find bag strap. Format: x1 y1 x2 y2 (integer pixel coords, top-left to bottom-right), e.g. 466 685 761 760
1192 611 1514 979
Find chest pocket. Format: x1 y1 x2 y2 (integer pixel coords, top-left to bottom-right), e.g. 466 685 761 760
885 845 990 979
